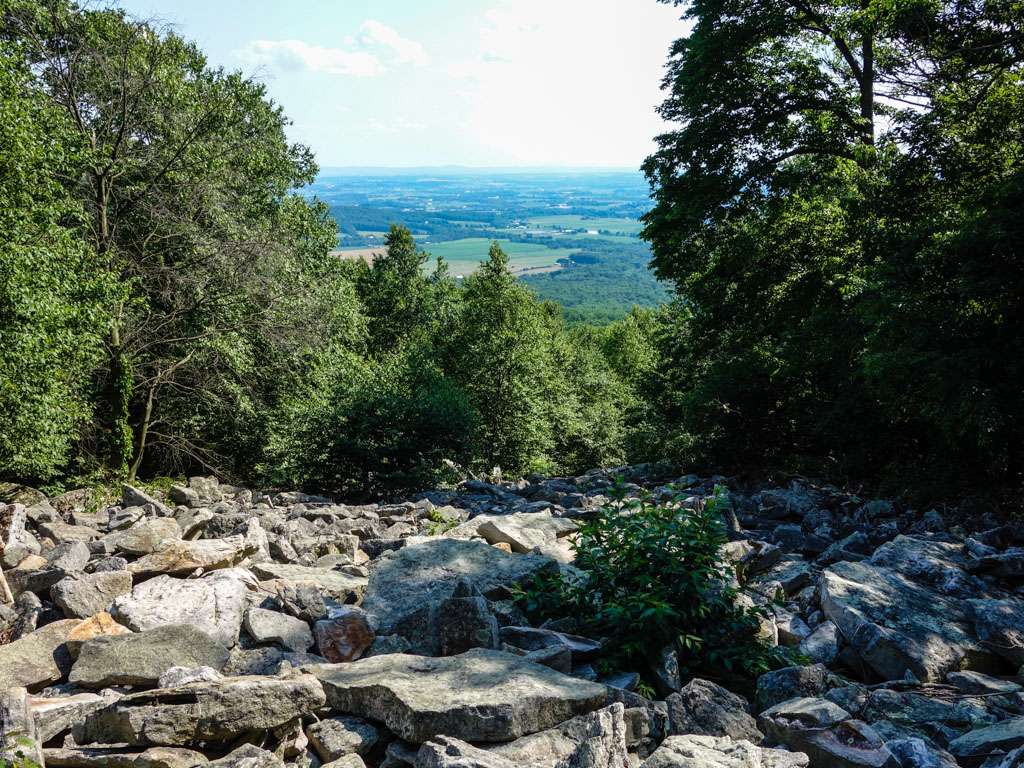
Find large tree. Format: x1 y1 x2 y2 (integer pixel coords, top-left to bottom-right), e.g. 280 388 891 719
5 0 355 479
0 42 112 480
643 0 1024 494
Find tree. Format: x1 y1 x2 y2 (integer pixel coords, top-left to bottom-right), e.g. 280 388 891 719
7 1 354 479
356 224 432 354
443 243 556 474
0 42 112 480
643 0 1024 496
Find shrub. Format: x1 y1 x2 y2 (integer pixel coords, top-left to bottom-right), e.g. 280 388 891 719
519 484 784 681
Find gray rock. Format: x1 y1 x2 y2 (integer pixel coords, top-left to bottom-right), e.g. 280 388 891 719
51 571 133 618
169 485 201 508
759 698 897 768
74 674 326 746
122 485 172 516
947 670 1022 695
0 618 79 690
642 734 809 768
968 598 1024 666
30 691 116 743
498 626 602 661
437 578 499 656
365 634 412 657
414 737 514 768
666 679 761 742
307 716 380 760
488 702 629 767
306 648 607 743
112 519 182 556
43 746 209 768
755 666 839 714
39 520 101 543
948 717 1024 761
111 571 249 647
884 738 959 768
128 536 254 577
222 646 326 676
158 666 223 687
244 607 313 652
46 540 92 571
799 621 839 665
820 559 991 682
251 563 367 603
206 745 283 768
70 624 229 688
360 538 555 655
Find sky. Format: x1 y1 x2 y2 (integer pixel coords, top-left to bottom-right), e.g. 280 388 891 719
115 0 686 169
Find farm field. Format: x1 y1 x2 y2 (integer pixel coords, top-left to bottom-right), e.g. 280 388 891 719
423 238 578 276
526 215 643 234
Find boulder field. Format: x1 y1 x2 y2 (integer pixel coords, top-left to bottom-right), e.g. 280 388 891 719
2 467 1024 767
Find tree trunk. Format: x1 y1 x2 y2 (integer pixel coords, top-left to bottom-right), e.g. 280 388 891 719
127 384 156 482
106 322 134 474
860 33 875 145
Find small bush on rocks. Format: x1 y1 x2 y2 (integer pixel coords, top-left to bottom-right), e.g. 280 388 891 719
519 483 787 682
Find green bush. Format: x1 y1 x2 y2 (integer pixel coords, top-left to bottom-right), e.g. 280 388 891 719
519 484 784 681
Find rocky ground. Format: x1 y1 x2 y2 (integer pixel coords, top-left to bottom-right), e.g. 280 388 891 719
2 466 1024 768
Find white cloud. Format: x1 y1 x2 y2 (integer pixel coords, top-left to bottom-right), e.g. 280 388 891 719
237 39 384 77
359 20 429 67
236 22 427 79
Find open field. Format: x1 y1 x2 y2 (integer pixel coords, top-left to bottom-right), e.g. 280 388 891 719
526 215 643 235
335 239 576 277
422 238 577 277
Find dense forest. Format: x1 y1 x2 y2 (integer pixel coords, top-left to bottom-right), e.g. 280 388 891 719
1 0 1021 506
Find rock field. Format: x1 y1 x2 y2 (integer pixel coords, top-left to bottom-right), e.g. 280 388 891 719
3 466 1024 767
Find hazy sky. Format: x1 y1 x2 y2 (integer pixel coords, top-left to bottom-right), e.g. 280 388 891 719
115 0 686 168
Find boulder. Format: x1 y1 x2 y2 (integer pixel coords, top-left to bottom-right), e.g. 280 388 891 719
43 747 209 768
307 716 380 761
414 737 515 768
487 702 629 767
641 734 809 768
69 624 229 688
158 666 223 687
819 559 990 682
66 612 133 656
799 621 839 665
948 717 1024 761
758 698 897 768
361 538 555 655
666 679 761 742
112 519 182 556
251 562 366 603
498 626 602 661
968 598 1024 666
306 648 607 743
128 537 254 578
51 571 133 619
244 607 313 652
437 578 499 656
206 745 283 768
753 667 839 716
29 691 114 742
0 618 79 690
74 674 326 746
122 485 172 516
111 571 248 647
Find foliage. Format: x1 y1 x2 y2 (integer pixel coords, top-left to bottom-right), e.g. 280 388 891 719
518 484 783 680
0 42 113 480
643 0 1024 499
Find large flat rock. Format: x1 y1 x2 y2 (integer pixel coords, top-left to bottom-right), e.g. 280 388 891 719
74 674 326 746
0 619 80 691
360 538 555 654
69 624 229 688
111 571 248 647
819 559 993 682
305 648 607 743
642 735 809 768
